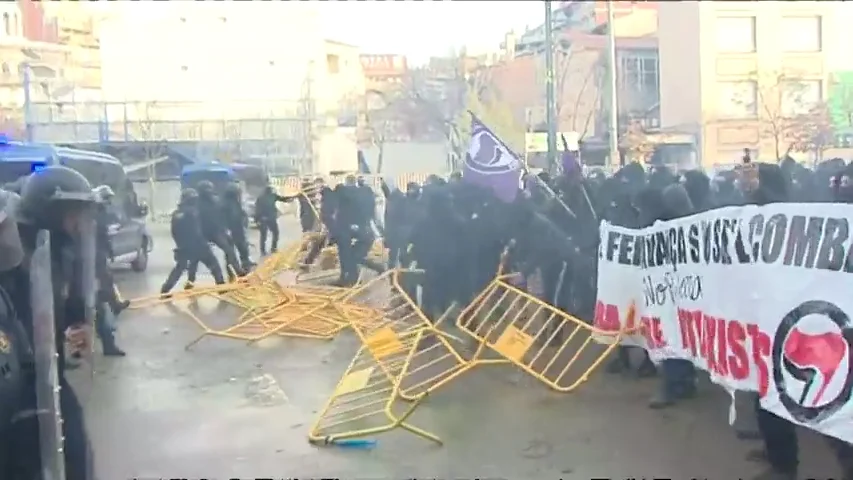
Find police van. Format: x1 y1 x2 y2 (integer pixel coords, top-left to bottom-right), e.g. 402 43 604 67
0 136 153 271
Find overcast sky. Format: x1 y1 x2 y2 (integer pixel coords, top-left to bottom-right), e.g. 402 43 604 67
318 1 545 62
86 1 546 64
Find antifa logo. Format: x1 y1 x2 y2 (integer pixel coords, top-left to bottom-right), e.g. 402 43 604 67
772 300 853 424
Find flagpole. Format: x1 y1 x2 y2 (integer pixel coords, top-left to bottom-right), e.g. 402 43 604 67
605 0 621 167
544 0 558 174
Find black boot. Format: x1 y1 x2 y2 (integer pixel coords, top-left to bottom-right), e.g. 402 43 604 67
102 341 126 357
111 299 131 316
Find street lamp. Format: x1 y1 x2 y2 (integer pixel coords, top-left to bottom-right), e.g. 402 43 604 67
544 0 557 173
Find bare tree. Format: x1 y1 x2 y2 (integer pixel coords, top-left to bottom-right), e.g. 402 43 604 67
619 119 655 164
569 57 605 141
132 101 169 217
787 102 835 164
361 88 400 174
217 120 244 163
734 71 819 160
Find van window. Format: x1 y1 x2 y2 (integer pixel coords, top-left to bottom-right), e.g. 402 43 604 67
59 156 126 191
0 160 45 186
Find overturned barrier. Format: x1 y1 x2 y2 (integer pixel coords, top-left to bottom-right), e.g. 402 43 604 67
309 269 507 446
308 328 441 447
127 245 381 348
456 274 624 392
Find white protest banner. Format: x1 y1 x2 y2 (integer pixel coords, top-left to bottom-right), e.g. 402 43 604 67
593 202 853 444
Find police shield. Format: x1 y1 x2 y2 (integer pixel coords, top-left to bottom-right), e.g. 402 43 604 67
30 230 65 480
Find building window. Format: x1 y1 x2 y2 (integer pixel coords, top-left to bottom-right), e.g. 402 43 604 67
326 54 339 74
715 16 757 53
620 55 659 94
2 13 8 36
180 65 189 72
781 80 822 116
1 63 8 76
718 81 758 118
780 16 822 53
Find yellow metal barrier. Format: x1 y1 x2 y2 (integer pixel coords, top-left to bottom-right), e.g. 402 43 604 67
455 274 624 392
342 270 506 401
308 328 442 446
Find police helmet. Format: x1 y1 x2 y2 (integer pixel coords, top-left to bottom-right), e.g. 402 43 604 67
405 182 420 196
0 189 23 272
180 188 199 205
17 166 98 229
196 180 215 195
224 182 241 198
92 185 115 202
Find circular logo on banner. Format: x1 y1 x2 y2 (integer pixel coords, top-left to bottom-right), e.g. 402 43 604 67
772 300 853 424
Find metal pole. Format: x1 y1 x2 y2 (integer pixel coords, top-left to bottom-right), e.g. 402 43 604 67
23 63 33 142
544 0 558 173
605 0 621 167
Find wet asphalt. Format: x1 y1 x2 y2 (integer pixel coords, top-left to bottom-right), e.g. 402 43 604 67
80 218 843 479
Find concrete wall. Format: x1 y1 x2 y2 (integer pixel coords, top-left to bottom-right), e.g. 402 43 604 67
360 141 450 179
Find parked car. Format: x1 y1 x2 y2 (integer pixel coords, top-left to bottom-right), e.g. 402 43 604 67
0 139 153 272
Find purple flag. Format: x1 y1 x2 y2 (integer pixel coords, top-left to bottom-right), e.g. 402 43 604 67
463 114 522 203
560 133 581 180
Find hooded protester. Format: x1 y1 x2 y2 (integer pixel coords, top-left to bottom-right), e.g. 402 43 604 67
648 183 698 409
680 170 713 212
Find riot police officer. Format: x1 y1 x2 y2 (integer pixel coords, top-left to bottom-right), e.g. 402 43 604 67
161 188 226 294
222 182 254 271
0 188 29 479
195 180 243 279
254 185 293 256
91 185 127 357
13 165 99 480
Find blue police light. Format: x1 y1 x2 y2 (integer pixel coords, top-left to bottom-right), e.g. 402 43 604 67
31 161 47 173
0 133 9 145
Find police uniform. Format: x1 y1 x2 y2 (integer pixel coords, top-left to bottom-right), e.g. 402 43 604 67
12 166 99 480
161 188 225 293
254 185 292 255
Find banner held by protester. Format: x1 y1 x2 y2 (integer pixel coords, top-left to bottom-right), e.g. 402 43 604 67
594 201 853 444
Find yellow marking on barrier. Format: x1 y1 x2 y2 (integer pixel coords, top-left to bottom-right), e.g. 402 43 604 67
338 269 508 405
308 329 442 446
456 275 627 392
493 325 534 362
365 327 404 360
335 367 374 396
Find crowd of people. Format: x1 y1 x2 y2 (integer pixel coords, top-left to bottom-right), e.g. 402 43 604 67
2 151 853 478
161 152 853 480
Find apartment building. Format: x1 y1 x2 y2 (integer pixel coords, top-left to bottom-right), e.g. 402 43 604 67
0 1 101 116
659 1 853 165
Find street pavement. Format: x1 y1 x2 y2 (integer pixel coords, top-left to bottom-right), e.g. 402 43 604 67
83 218 843 479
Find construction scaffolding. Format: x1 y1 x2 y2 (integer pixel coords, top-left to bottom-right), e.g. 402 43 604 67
22 98 317 172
